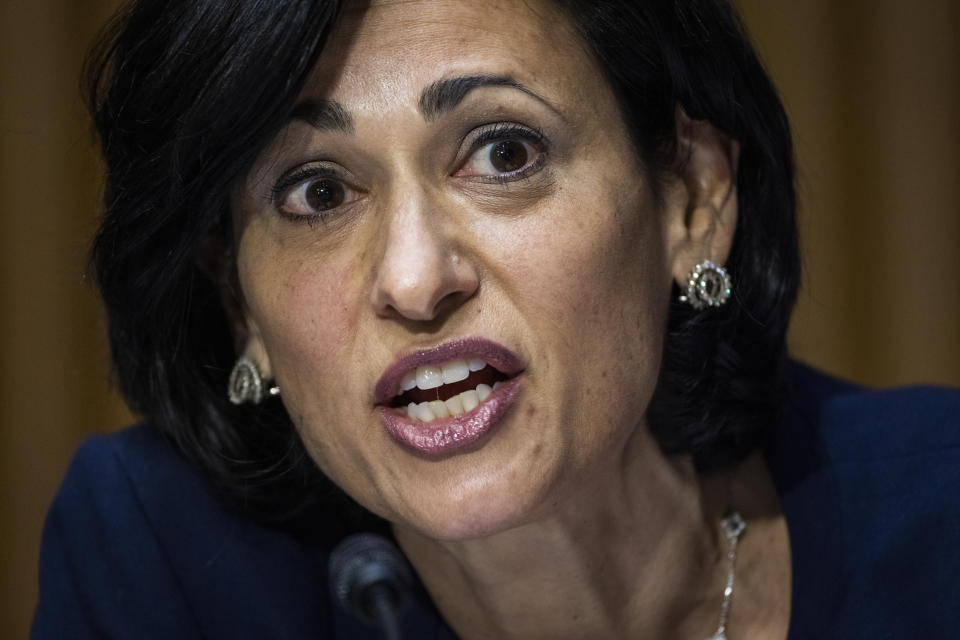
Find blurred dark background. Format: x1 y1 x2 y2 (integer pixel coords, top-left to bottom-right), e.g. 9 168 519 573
2 0 958 635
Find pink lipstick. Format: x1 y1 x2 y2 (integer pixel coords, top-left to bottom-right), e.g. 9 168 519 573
375 338 525 455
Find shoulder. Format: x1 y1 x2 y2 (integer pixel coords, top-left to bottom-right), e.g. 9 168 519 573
773 364 960 638
769 361 960 507
34 424 333 639
47 424 204 519
34 426 208 638
41 424 242 564
789 361 960 460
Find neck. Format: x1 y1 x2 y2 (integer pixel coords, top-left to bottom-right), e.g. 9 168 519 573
393 429 777 640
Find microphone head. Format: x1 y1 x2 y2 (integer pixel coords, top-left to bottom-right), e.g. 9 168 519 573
328 533 415 624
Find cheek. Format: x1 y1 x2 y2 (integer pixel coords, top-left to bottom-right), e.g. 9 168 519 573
487 182 670 431
240 247 360 390
501 188 668 341
240 247 382 489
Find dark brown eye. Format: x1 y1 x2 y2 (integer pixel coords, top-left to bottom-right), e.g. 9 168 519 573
489 140 528 173
454 126 546 182
305 179 345 211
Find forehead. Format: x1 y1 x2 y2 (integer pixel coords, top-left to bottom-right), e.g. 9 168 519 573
305 0 596 111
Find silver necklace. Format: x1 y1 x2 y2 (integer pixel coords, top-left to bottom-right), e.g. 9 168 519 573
705 511 746 640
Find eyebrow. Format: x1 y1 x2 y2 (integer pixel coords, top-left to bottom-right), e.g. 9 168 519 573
418 74 558 121
289 99 354 133
288 74 557 133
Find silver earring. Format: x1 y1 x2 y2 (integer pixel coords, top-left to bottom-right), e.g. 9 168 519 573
678 260 732 309
228 356 280 405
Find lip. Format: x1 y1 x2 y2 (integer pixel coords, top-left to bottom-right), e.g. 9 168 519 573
378 375 523 455
374 337 526 456
373 337 525 405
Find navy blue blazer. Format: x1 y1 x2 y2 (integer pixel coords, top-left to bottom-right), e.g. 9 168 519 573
33 365 960 638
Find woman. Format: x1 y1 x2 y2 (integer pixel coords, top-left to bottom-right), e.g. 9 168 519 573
34 0 959 638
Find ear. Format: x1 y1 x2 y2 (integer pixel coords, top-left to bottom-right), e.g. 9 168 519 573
235 320 274 380
195 232 274 379
664 109 740 287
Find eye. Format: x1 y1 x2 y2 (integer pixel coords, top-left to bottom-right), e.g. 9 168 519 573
300 178 345 210
455 125 547 182
271 168 362 221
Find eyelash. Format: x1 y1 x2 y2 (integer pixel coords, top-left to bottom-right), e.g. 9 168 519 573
269 166 351 225
268 122 550 224
269 166 338 204
460 123 549 183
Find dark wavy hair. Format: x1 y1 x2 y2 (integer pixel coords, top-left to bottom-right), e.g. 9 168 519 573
86 0 798 523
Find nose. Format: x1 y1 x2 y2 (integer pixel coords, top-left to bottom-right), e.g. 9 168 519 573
370 188 479 322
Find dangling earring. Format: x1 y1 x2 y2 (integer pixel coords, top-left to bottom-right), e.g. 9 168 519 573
678 260 732 309
228 356 280 405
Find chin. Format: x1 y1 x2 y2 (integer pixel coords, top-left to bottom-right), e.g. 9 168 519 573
409 508 531 543
394 470 551 542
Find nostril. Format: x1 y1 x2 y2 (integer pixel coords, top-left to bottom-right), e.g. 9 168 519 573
371 274 441 321
430 288 476 319
372 257 479 322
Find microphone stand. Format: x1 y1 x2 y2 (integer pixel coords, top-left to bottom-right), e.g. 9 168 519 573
367 582 404 640
329 533 414 640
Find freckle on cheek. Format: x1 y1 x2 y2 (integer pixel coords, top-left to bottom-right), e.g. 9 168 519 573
275 265 355 355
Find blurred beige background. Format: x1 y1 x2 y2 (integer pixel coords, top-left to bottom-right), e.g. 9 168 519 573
1 0 958 636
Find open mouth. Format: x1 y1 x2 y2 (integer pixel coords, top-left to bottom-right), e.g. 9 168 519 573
389 358 510 422
375 338 525 453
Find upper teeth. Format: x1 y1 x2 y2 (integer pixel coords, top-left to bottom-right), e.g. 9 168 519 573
399 358 487 395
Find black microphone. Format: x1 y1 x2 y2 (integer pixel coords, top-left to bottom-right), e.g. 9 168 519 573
328 533 414 640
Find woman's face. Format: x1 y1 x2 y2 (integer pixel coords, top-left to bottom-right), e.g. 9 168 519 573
233 0 690 539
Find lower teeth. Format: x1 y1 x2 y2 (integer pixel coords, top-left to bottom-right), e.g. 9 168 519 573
406 382 500 422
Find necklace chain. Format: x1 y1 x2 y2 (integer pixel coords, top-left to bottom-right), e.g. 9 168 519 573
705 511 746 640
